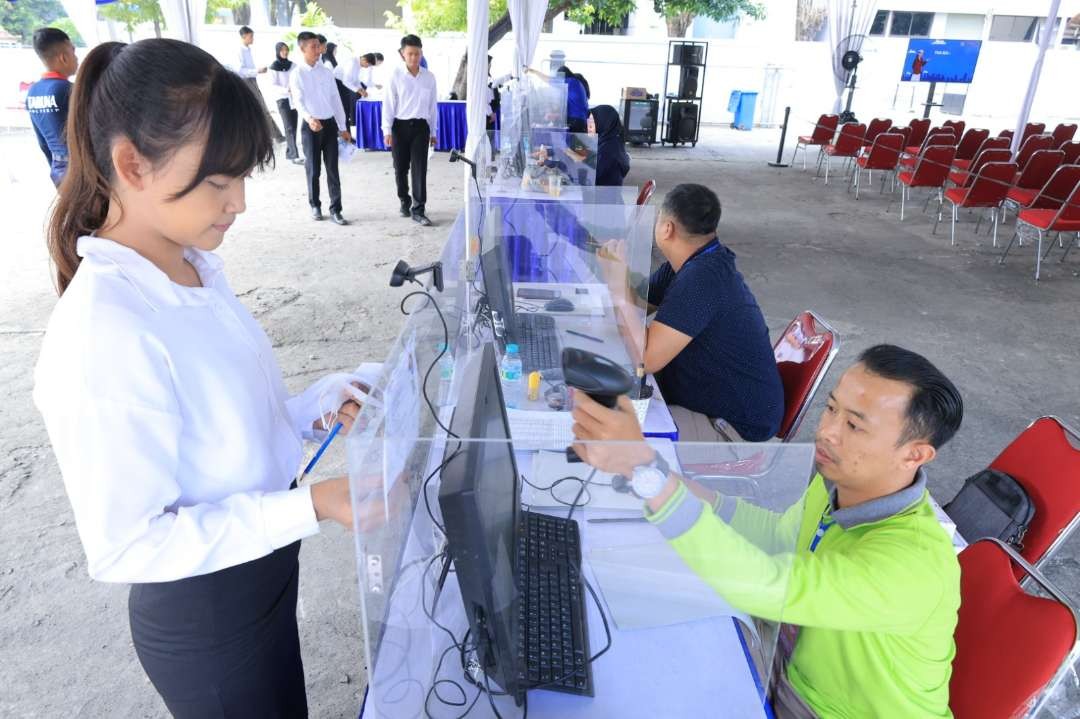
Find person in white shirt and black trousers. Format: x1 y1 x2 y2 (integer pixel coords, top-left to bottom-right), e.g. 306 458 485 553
269 41 303 165
234 25 285 143
291 31 352 225
35 38 368 718
382 34 437 227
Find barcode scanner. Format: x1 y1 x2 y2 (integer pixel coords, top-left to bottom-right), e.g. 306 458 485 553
561 348 635 463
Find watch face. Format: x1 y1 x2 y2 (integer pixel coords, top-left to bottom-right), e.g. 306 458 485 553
632 466 667 499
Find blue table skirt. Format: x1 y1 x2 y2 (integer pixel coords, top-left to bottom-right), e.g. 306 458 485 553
356 99 468 152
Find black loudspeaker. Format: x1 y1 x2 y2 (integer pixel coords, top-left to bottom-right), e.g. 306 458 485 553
667 102 698 143
672 43 704 65
678 66 699 99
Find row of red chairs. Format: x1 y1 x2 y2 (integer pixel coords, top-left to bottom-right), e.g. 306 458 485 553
795 114 1080 281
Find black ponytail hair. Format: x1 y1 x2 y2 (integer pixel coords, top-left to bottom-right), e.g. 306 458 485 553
47 38 274 294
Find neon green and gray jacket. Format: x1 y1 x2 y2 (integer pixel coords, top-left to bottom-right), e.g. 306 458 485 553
646 469 960 718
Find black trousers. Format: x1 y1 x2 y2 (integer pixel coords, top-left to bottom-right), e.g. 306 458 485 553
391 118 430 214
276 99 299 160
301 117 342 213
128 541 307 718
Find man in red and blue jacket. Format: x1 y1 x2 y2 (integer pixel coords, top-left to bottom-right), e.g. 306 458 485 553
26 28 79 188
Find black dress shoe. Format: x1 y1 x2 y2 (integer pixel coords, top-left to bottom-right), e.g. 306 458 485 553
399 207 412 218
311 207 323 221
331 212 348 226
412 213 433 227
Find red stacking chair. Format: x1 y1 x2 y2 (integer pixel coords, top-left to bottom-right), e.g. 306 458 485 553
942 119 966 139
906 118 931 148
1060 141 1080 165
981 417 1080 574
636 179 656 206
1000 181 1080 280
889 125 912 148
792 113 839 170
819 122 865 184
1014 134 1055 172
952 135 1009 172
950 538 1080 719
953 128 988 162
770 311 840 442
900 130 955 169
851 132 903 199
860 117 892 149
997 129 1015 143
935 161 1017 247
1051 122 1077 148
1012 148 1064 189
1020 122 1046 145
1004 164 1080 225
947 147 1011 188
894 145 955 221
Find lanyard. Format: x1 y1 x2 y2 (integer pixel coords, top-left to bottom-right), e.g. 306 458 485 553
809 508 835 553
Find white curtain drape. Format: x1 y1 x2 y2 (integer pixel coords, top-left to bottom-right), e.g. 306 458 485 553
60 0 100 46
1012 0 1061 153
509 0 547 76
159 0 207 44
464 0 490 164
826 0 878 114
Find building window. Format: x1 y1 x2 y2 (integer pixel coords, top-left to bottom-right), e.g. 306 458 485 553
869 10 888 36
990 15 1042 42
582 12 629 35
889 11 933 37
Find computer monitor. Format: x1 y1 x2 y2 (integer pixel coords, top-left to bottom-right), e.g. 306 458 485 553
437 344 525 703
479 244 517 347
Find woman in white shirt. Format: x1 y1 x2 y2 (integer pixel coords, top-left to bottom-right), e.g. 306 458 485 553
35 38 365 718
269 41 303 164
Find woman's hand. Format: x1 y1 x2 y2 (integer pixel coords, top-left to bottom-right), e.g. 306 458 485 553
310 473 409 531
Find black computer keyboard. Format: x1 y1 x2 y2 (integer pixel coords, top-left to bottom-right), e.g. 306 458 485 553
515 511 594 696
515 314 561 375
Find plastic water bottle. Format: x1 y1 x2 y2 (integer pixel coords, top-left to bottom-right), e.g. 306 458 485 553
499 344 524 408
435 343 454 406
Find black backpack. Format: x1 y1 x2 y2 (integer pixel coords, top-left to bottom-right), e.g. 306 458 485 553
944 469 1035 550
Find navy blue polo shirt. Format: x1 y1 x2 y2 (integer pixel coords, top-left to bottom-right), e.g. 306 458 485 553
648 238 783 441
26 73 72 165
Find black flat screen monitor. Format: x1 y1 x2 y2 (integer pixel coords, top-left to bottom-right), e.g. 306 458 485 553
480 244 517 347
437 344 524 702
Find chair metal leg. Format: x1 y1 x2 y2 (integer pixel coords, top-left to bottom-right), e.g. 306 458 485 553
1043 233 1059 260
950 203 958 245
974 213 983 234
999 230 1019 264
992 207 999 248
1035 229 1044 281
854 167 861 199
1062 233 1079 262
824 156 831 184
900 185 907 221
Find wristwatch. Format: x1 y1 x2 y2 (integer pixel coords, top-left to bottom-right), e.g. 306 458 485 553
630 452 671 500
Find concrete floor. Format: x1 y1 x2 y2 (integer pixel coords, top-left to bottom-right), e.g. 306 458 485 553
1 124 1078 717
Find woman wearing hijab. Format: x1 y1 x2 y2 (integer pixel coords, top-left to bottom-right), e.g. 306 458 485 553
588 105 630 186
269 42 303 164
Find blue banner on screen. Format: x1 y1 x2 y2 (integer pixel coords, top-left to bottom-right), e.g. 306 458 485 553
900 39 982 84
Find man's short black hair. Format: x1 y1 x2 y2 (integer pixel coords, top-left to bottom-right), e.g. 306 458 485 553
857 345 963 450
297 31 317 45
32 28 71 60
401 34 423 49
374 52 385 61
363 52 377 64
317 34 327 44
660 183 722 237
239 25 253 37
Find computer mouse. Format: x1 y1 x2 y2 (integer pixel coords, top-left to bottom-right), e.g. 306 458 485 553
544 298 575 312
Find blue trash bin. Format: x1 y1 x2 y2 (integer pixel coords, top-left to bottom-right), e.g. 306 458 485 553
729 91 758 131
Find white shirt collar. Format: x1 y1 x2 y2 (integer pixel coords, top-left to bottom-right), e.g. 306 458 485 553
76 236 224 311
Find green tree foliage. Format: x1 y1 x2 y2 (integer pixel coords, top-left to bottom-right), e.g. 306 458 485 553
49 17 85 46
385 0 508 35
0 0 67 44
99 0 166 41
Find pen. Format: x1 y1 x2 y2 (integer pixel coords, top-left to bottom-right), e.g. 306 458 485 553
302 421 343 477
566 329 603 343
587 517 648 524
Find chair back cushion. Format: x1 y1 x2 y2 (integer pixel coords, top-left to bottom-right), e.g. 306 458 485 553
811 114 840 143
912 145 956 187
1015 150 1064 190
908 118 931 147
955 128 989 161
772 312 837 441
1051 122 1077 148
951 541 1076 719
1032 165 1080 209
966 162 1018 205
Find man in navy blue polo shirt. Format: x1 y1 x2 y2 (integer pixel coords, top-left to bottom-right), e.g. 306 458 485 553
26 27 78 188
643 183 783 442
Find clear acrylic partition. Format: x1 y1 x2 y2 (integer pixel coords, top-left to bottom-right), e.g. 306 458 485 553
472 198 654 379
349 430 813 718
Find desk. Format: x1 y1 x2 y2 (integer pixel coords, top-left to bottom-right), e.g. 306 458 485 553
358 448 771 719
355 99 468 152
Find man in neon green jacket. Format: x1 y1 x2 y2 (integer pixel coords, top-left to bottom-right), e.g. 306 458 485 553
572 344 964 718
